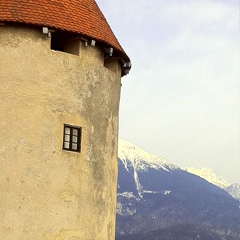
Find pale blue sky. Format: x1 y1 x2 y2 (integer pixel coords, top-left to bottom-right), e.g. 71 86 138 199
96 0 240 184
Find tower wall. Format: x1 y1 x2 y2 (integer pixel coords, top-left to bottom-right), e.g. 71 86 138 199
0 25 121 240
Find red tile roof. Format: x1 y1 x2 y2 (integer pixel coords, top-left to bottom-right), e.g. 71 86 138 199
0 0 130 61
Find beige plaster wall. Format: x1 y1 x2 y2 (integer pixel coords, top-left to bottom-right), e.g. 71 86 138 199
0 24 122 240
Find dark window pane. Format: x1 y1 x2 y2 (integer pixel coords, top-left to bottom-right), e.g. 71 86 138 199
65 135 70 141
65 127 70 135
72 143 77 150
72 136 78 143
72 129 78 136
64 142 70 149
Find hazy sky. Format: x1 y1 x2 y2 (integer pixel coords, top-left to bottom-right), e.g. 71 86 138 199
95 0 239 184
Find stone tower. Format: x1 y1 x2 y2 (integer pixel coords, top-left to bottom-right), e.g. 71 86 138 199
0 1 131 239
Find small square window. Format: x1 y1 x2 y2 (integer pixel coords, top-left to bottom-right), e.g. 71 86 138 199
63 124 81 152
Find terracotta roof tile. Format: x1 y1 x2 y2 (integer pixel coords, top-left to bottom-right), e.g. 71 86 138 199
0 0 130 61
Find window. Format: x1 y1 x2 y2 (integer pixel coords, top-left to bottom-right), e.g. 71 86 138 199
104 58 118 73
51 30 80 56
63 124 81 152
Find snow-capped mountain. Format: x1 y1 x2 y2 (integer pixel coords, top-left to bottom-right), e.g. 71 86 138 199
116 139 240 240
118 139 178 196
225 183 240 201
185 167 230 189
185 167 240 201
118 139 177 171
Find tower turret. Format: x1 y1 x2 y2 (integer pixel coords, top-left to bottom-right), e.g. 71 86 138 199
0 1 131 239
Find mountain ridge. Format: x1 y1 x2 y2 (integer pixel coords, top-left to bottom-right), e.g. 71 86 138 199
185 167 231 188
118 139 240 200
116 139 240 239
